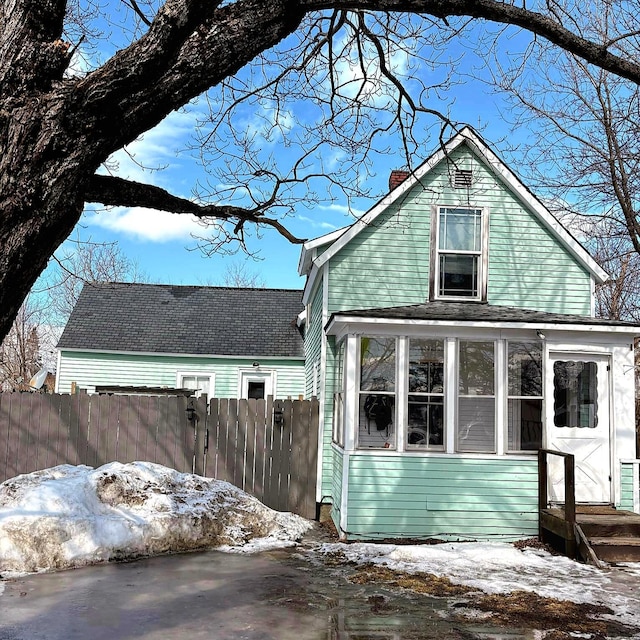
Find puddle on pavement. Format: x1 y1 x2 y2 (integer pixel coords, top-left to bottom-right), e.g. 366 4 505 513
266 546 541 640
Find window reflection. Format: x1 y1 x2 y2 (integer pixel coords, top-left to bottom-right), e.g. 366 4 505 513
553 361 598 429
358 337 396 449
407 339 445 448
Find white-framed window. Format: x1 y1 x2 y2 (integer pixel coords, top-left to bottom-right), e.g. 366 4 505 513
456 340 496 453
177 372 215 398
507 340 543 451
407 338 445 450
358 336 396 449
333 340 346 447
238 369 274 400
432 206 488 301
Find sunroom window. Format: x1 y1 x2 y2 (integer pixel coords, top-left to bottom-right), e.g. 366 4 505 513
358 336 396 449
407 338 444 449
333 340 345 447
457 341 495 452
507 341 543 451
435 207 485 300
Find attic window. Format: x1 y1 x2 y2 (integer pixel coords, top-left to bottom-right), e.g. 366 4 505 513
431 206 489 301
453 169 473 189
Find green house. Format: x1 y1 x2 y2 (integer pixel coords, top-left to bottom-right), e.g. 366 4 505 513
56 285 306 400
298 127 639 541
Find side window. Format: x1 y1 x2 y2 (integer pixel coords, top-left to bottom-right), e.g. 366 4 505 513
433 206 487 300
332 340 345 446
358 336 396 449
177 373 214 398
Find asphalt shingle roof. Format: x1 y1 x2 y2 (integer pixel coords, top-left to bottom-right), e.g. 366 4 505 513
57 283 305 358
330 301 640 327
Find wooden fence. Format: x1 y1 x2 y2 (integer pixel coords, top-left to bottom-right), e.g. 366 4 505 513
0 393 319 519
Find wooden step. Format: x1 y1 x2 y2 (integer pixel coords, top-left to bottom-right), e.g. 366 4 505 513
588 536 640 563
580 521 640 538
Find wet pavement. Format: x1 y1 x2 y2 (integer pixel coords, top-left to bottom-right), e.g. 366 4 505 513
0 543 544 640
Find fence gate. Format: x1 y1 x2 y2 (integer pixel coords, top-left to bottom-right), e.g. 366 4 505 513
202 397 319 520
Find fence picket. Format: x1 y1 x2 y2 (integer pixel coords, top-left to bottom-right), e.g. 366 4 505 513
0 392 317 519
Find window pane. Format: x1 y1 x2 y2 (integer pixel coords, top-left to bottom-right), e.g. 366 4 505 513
508 398 542 451
359 393 395 448
459 341 494 395
508 341 543 397
360 337 396 392
439 254 478 297
439 208 482 251
247 381 265 399
408 396 444 447
181 375 209 396
409 339 444 393
553 361 598 428
457 397 495 452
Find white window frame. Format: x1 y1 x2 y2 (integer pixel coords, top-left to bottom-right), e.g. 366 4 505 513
176 371 215 398
406 337 446 451
357 336 398 450
237 368 276 400
430 205 489 302
506 340 544 453
455 339 497 453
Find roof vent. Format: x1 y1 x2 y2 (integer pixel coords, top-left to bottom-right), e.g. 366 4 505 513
453 169 473 189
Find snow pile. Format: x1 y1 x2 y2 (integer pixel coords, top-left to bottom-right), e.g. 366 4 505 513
321 541 640 628
0 462 312 576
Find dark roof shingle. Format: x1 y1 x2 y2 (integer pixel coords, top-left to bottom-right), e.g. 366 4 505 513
330 301 639 327
57 283 304 358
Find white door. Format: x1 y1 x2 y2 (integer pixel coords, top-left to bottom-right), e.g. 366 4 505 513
239 370 274 399
546 353 611 504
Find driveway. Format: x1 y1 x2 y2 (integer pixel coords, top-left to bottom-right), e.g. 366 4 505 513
0 543 529 640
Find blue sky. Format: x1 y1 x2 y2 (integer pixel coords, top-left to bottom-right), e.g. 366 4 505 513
43 15 535 293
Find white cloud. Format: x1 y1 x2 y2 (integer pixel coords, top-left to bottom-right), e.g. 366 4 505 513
297 215 340 231
317 203 366 217
85 207 205 243
103 107 202 188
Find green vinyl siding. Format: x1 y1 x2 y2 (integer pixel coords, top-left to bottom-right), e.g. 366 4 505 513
304 281 336 498
331 446 345 529
327 145 592 316
344 454 539 541
304 281 323 398
57 351 305 398
620 462 637 511
320 336 339 497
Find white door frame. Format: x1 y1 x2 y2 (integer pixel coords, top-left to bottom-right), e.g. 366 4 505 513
545 351 613 504
238 368 275 399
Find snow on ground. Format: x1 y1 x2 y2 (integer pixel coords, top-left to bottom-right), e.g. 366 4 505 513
0 461 312 580
2 461 640 632
319 541 640 630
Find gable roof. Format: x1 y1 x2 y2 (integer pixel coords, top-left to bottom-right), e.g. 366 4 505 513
300 126 608 302
57 283 304 358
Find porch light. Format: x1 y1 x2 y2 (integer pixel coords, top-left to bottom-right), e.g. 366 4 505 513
537 330 546 340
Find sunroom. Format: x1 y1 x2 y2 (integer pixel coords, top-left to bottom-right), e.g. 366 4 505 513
326 302 638 541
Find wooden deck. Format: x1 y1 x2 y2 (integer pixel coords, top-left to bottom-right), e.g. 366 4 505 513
540 505 640 566
538 450 640 565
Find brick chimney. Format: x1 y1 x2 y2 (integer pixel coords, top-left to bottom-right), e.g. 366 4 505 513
389 169 410 191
